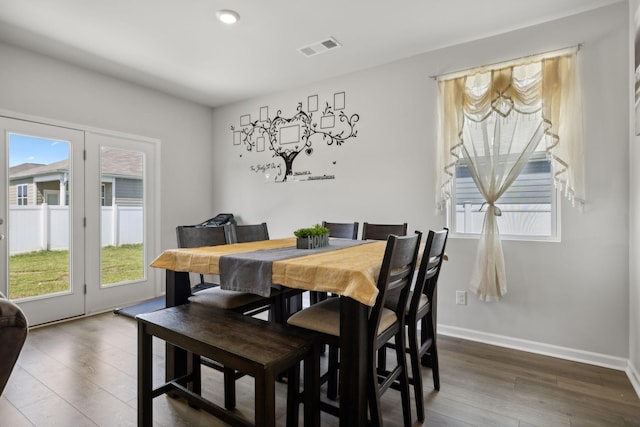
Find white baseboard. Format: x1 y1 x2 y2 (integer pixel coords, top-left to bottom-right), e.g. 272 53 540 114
627 361 640 398
438 324 629 371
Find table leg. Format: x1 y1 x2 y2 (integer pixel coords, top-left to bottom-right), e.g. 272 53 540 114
339 297 368 427
138 322 152 427
165 269 191 307
165 270 190 383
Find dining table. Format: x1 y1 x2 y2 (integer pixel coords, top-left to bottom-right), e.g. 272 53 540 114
150 236 393 427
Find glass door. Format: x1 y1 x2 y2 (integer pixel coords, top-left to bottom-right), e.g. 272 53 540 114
0 117 85 325
84 132 157 313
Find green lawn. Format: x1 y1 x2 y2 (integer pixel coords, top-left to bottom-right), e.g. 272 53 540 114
9 244 144 299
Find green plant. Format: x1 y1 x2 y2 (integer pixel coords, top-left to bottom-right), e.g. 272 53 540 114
293 224 329 238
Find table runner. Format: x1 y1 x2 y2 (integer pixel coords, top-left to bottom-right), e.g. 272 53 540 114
219 238 370 296
150 238 297 274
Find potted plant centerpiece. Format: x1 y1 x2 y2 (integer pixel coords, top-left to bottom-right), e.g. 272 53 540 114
294 224 330 249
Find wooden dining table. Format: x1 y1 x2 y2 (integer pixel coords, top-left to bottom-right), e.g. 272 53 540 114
151 237 391 427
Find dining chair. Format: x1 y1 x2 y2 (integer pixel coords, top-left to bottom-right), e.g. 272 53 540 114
176 225 226 291
227 222 269 243
287 232 422 427
176 225 283 410
362 222 408 241
384 228 449 422
321 221 359 239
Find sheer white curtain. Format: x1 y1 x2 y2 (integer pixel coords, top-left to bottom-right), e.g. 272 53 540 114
435 50 585 301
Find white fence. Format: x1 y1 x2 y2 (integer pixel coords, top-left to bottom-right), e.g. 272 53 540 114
8 204 143 255
455 203 552 236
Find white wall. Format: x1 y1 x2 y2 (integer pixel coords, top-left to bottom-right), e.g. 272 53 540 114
0 41 216 253
628 0 640 396
212 3 631 366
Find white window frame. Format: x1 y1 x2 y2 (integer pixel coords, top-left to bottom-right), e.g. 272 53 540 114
17 183 28 205
447 154 561 242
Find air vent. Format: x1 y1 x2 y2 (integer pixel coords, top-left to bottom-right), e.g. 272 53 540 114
298 37 342 57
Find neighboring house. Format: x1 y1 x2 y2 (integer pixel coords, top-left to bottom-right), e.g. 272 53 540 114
8 147 143 207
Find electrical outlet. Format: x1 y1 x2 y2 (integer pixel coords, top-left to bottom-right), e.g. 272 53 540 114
456 290 467 305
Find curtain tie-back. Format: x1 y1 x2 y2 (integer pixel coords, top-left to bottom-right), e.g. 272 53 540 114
479 202 502 216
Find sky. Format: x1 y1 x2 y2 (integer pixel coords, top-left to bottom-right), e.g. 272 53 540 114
8 133 69 167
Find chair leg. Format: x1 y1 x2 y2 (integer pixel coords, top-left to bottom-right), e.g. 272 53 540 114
423 316 440 390
395 331 412 427
223 367 236 409
304 344 321 427
273 293 285 324
286 364 300 427
327 345 339 400
407 321 425 422
367 348 383 427
420 316 431 367
431 341 440 391
377 346 387 376
287 293 303 315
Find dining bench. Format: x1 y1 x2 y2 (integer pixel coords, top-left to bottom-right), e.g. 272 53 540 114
136 303 320 427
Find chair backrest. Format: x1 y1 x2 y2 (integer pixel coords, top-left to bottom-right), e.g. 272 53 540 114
228 223 270 243
362 222 408 241
176 225 229 248
321 221 359 239
176 225 229 288
409 228 449 316
369 232 422 341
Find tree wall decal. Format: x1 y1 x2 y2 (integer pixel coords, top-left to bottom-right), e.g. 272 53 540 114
231 97 359 182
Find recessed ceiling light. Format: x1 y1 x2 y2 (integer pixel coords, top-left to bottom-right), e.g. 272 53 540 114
216 9 240 25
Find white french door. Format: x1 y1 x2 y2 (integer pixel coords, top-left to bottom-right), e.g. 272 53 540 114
0 115 158 325
84 131 158 313
0 117 85 325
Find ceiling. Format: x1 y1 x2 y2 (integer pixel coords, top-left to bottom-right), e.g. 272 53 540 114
0 0 622 108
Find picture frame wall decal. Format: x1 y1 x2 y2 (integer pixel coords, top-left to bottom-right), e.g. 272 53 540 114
308 95 318 112
334 92 345 110
320 115 335 129
230 91 358 182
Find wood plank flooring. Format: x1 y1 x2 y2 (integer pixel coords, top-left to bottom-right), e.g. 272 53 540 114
1 311 639 426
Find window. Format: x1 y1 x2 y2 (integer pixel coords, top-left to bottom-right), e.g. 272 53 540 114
17 184 27 205
101 184 106 206
450 153 558 240
435 49 584 300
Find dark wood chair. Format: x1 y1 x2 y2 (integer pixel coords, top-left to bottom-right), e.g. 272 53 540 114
321 221 359 239
322 221 408 399
287 232 422 427
309 221 360 306
385 228 449 422
176 225 283 410
227 222 270 243
176 225 226 291
362 222 408 241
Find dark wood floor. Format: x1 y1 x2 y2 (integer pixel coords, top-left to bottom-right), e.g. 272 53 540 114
1 311 639 426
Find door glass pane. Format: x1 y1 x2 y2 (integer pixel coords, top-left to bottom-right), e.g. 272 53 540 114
8 133 70 299
100 146 145 286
